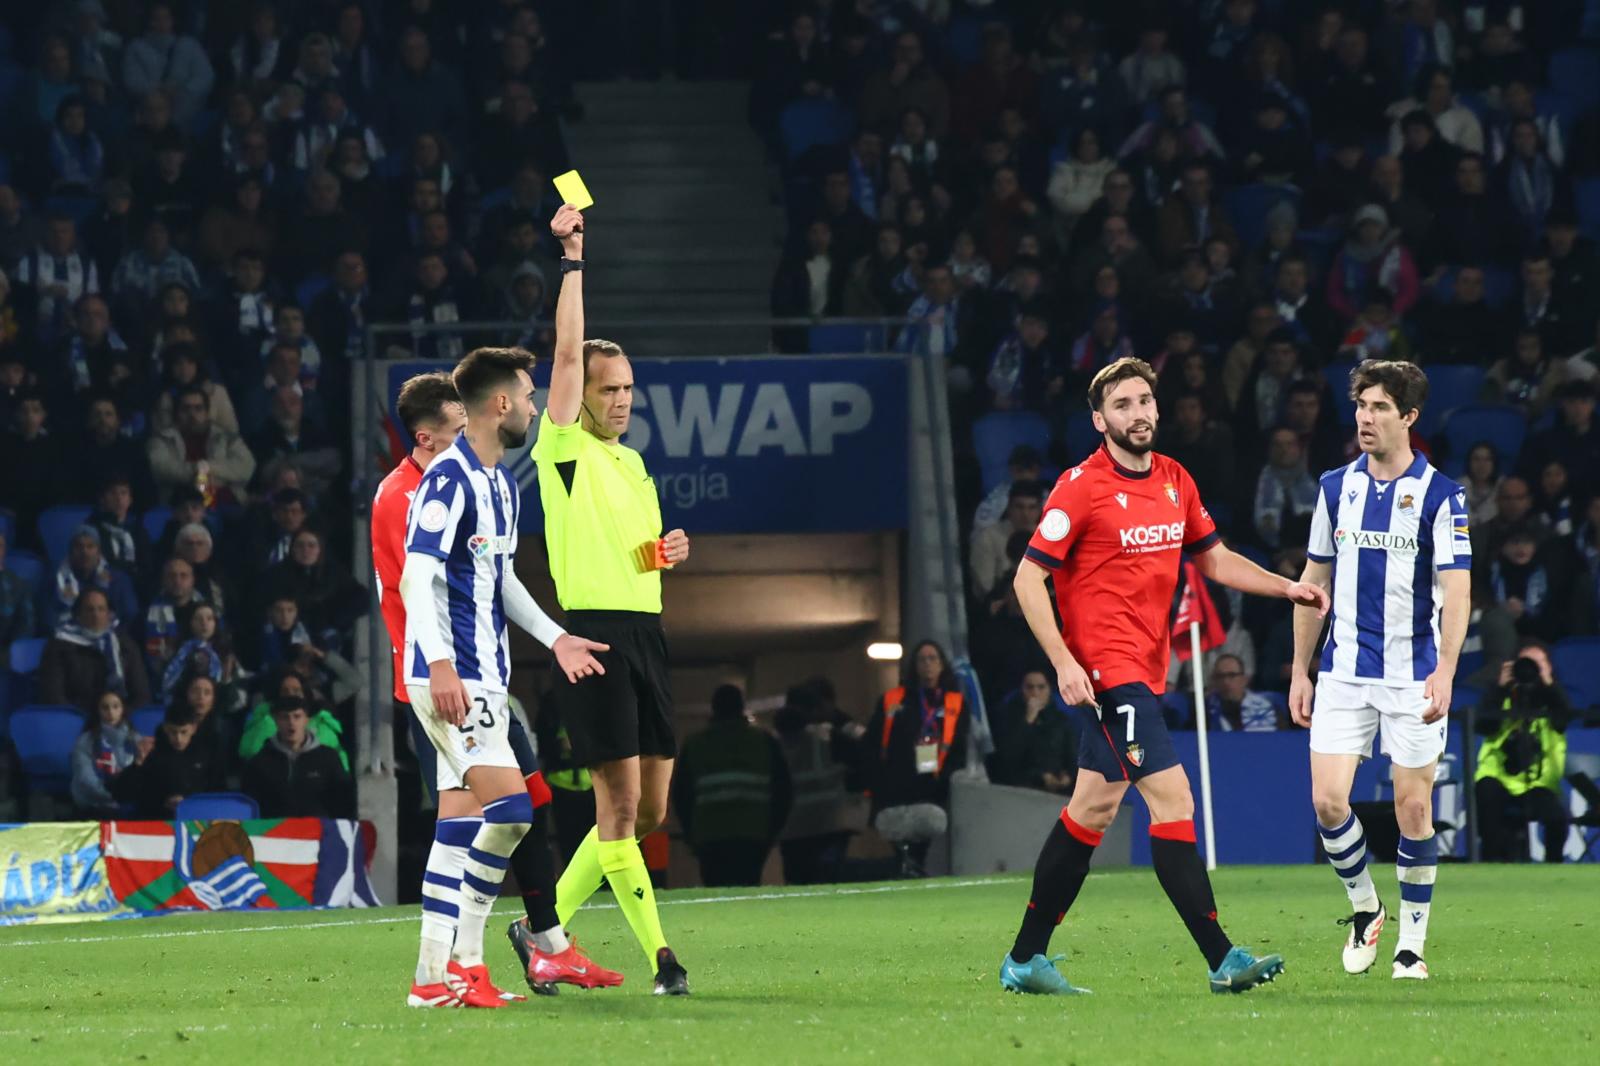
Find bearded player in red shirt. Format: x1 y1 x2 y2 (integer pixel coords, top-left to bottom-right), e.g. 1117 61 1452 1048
997 358 1330 997
375 371 622 999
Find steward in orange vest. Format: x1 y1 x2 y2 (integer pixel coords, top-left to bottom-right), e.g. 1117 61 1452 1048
866 641 970 813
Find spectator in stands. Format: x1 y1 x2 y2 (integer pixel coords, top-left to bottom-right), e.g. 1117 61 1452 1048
15 213 99 345
1367 153 1434 257
171 522 229 617
242 696 355 819
151 344 240 436
1156 160 1237 268
1486 328 1563 418
238 667 349 770
1338 290 1413 363
281 170 369 284
841 224 910 316
1546 208 1598 322
1570 317 1600 383
71 689 150 816
1327 204 1420 322
1387 64 1484 156
1474 640 1573 862
43 527 139 632
1253 427 1318 550
867 641 970 877
0 390 64 550
257 591 311 673
38 586 151 713
122 703 223 819
147 384 257 508
1509 253 1584 358
385 28 470 155
987 668 1074 795
893 263 963 358
1480 523 1582 642
45 95 105 196
261 529 364 646
86 476 152 583
858 30 949 139
1520 380 1600 497
973 531 1050 706
1531 459 1580 537
1119 24 1185 105
1046 127 1115 240
1235 94 1312 187
0 530 36 650
770 220 842 351
44 293 139 416
1464 443 1505 527
674 684 792 887
121 2 214 124
1418 265 1502 366
1281 379 1344 476
1119 86 1225 168
1396 110 1461 208
159 600 236 703
1432 152 1518 269
970 481 1042 601
1206 653 1284 731
110 217 200 314
247 387 340 499
196 176 276 275
1499 119 1570 248
984 304 1063 416
971 445 1042 537
1160 391 1235 509
1236 329 1309 443
171 669 232 768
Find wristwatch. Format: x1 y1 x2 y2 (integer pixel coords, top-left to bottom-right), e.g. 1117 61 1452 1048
560 258 584 273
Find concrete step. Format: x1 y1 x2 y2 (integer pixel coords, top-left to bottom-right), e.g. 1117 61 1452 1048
574 140 764 169
594 261 776 293
588 291 769 316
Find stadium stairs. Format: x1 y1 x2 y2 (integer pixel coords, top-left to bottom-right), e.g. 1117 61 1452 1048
564 80 782 356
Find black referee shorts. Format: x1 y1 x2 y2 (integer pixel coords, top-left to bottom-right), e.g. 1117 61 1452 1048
553 610 676 766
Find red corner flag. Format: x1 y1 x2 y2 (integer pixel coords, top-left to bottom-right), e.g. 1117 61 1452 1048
1172 559 1226 661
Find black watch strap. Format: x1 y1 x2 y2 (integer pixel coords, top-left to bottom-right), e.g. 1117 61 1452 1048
560 258 584 273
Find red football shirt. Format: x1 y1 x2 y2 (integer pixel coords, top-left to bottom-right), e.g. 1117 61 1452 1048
372 454 424 704
1024 444 1219 695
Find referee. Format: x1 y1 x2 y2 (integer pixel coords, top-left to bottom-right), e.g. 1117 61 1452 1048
536 202 690 996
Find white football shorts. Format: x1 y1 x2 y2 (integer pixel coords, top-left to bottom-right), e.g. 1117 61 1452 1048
406 682 519 791
1309 676 1448 769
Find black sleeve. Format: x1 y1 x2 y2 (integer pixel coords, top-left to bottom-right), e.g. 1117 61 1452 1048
769 738 793 841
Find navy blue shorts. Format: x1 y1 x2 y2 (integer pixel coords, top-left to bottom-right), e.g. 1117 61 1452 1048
1074 682 1181 783
406 700 537 803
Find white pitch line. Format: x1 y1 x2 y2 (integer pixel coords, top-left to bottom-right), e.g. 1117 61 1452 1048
0 876 1026 949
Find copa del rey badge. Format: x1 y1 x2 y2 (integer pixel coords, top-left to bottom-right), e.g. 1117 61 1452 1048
1163 482 1179 507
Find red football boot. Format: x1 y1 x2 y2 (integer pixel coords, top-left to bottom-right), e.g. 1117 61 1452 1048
447 961 521 1007
406 980 463 1008
530 937 626 991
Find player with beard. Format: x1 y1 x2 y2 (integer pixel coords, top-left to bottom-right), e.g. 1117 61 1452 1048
997 357 1330 996
400 346 609 1007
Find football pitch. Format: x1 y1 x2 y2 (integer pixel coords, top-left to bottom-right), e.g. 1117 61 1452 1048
1 866 1593 1065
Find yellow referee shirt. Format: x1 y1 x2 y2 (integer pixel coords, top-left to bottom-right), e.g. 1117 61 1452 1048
531 416 663 613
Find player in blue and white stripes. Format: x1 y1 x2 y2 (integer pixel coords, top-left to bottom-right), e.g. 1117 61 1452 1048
399 347 608 1007
1288 361 1471 982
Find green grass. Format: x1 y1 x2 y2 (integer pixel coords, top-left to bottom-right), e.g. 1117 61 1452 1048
1 866 1595 1064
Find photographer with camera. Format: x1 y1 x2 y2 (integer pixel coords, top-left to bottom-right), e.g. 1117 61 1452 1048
1473 640 1573 863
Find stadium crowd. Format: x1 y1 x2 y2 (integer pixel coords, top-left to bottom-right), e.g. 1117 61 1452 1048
756 1 1600 724
0 0 583 820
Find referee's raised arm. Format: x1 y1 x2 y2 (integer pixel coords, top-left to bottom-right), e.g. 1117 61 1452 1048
548 203 586 427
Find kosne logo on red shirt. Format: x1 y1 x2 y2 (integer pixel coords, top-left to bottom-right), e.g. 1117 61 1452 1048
1118 521 1185 551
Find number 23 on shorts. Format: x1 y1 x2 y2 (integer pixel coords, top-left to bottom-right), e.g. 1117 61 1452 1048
457 697 496 732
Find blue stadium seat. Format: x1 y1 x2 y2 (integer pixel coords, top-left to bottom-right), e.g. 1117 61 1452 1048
1454 646 1484 682
972 411 1052 492
0 505 12 544
1063 411 1100 465
1442 405 1526 469
1577 178 1600 242
1549 47 1600 109
295 272 332 309
9 637 45 676
37 505 92 564
1223 184 1302 252
1416 365 1486 438
1481 265 1514 309
130 704 166 737
1552 637 1600 710
7 549 44 592
1451 684 1482 713
1323 358 1359 426
177 792 260 822
9 705 85 797
141 507 173 543
808 323 888 353
779 99 855 163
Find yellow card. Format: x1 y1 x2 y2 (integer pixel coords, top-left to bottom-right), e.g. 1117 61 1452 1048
553 170 595 210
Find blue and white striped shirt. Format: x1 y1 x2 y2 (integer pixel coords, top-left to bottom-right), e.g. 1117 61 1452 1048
1308 452 1471 686
403 436 520 693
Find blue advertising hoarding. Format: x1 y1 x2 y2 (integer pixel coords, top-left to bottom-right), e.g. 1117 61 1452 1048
383 355 908 534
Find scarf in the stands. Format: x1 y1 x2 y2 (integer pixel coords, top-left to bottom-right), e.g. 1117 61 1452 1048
67 328 128 390
1508 155 1554 233
161 638 223 699
49 128 104 188
56 618 124 694
1490 559 1548 618
54 557 112 612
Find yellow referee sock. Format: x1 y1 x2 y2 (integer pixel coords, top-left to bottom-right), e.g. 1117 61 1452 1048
555 826 605 927
598 836 668 968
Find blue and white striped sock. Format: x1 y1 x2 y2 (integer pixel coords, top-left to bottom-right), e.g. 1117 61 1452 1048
1318 811 1381 913
453 793 533 967
1396 833 1438 955
416 816 480 984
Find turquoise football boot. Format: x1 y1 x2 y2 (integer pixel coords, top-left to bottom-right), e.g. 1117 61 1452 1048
999 953 1092 995
1208 946 1285 994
